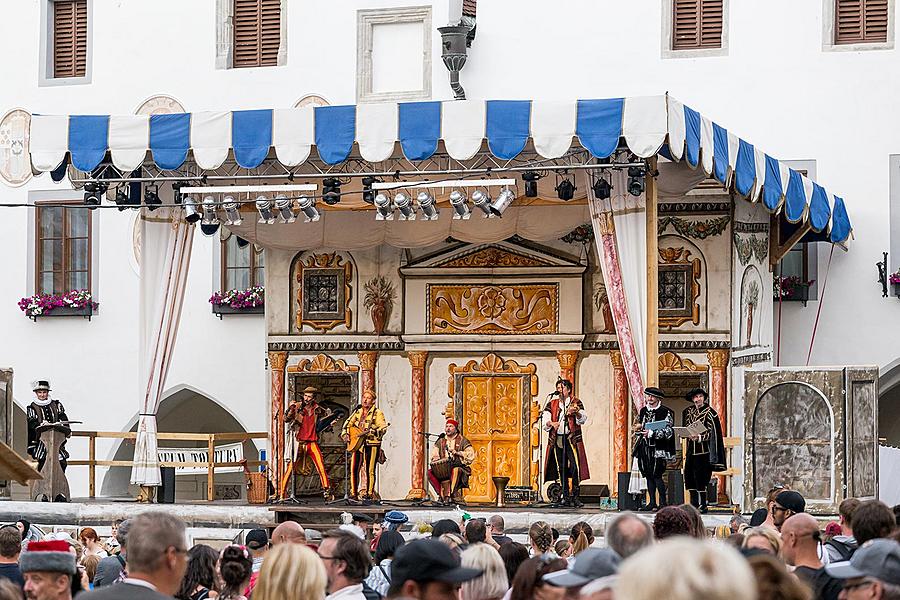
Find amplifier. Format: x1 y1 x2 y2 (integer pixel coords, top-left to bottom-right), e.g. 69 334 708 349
504 486 538 504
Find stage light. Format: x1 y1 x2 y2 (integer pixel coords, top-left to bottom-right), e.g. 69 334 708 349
490 188 516 217
298 195 320 222
274 194 296 223
374 193 394 220
144 184 161 211
592 177 612 200
172 182 187 205
416 191 439 221
223 196 242 225
256 195 275 224
182 197 202 224
393 192 416 220
555 178 576 201
522 171 542 198
322 177 342 205
83 182 106 209
201 196 219 225
114 186 129 212
449 190 471 220
627 166 645 197
471 189 492 217
361 176 379 205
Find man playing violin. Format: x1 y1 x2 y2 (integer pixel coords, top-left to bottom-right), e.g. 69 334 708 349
342 389 388 502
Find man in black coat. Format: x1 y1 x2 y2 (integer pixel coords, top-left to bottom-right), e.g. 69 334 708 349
681 388 727 513
633 387 675 511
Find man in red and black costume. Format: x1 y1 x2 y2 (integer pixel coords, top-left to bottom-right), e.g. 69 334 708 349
543 379 590 508
283 385 333 500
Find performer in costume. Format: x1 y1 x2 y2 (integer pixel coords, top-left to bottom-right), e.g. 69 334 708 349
633 387 675 511
427 419 475 505
341 388 388 501
26 380 70 472
284 385 333 499
682 387 727 513
543 379 590 508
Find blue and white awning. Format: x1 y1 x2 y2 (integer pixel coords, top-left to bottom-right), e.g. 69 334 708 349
28 94 852 243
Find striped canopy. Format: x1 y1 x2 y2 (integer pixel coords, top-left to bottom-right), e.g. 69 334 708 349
28 94 851 243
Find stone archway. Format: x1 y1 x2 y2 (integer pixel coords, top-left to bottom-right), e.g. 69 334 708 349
879 358 900 446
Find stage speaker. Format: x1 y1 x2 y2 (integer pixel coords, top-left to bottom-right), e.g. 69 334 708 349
666 470 684 505
579 484 610 505
159 467 175 504
617 473 642 511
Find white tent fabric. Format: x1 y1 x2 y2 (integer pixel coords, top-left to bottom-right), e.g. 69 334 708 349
879 445 900 506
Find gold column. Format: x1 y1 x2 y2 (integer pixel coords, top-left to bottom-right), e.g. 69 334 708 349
611 351 630 493
406 351 429 500
556 350 580 385
707 349 730 503
358 351 378 395
268 351 288 498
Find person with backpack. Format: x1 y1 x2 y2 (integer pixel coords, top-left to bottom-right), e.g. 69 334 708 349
364 531 404 597
825 498 859 563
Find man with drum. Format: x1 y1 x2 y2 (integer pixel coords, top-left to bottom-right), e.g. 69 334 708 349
341 389 388 502
427 419 475 505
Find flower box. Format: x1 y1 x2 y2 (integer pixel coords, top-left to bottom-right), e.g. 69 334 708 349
211 304 264 317
773 276 813 307
209 286 264 319
19 290 98 321
893 282 900 298
38 305 94 319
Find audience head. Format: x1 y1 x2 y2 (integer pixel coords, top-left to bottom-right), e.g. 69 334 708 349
271 521 307 546
853 500 897 545
509 555 567 600
318 529 372 592
747 553 811 600
388 539 481 600
175 544 219 600
253 543 327 600
653 506 693 540
780 513 822 567
438 533 467 559
488 515 505 535
543 548 619 593
678 504 707 539
115 519 131 552
729 515 749 534
21 540 76 600
124 512 188 595
498 542 529 588
893 505 900 528
466 519 487 545
219 545 253 596
374 530 405 564
569 522 595 555
78 527 100 548
741 527 782 556
772 491 806 530
554 540 572 559
825 522 843 538
839 497 862 534
529 521 555 555
460 542 508 600
606 513 653 559
82 554 100 584
826 538 900 600
432 519 462 538
16 520 30 542
727 533 746 549
0 525 20 559
246 528 269 556
616 538 756 600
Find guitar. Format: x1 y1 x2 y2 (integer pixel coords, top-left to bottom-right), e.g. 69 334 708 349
346 421 390 452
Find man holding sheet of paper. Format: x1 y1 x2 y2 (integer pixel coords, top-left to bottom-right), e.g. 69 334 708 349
633 387 675 511
680 388 727 513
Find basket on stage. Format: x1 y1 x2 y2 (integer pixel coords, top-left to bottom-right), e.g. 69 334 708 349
430 457 460 481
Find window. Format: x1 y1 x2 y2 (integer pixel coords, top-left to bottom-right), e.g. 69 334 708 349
672 0 723 49
233 0 281 68
835 0 889 44
36 202 91 295
222 235 264 291
52 0 87 78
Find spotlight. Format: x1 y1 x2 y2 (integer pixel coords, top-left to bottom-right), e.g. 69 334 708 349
83 182 107 209
322 177 342 205
449 190 471 220
555 178 576 201
374 193 394 220
361 176 380 205
256 195 275 224
298 195 320 222
592 177 612 200
471 189 492 217
627 166 645 197
416 191 439 221
393 192 416 220
183 197 202 224
490 188 516 217
201 196 219 225
143 183 161 211
172 182 187 205
274 194 296 223
223 196 242 225
522 171 542 198
114 186 129 212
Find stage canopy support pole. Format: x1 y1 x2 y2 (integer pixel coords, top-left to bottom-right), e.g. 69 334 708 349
646 157 659 388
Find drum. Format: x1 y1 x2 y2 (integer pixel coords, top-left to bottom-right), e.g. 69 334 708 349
430 458 454 481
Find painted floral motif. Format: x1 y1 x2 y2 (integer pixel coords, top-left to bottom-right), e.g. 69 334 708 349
477 288 507 319
560 223 594 244
734 233 769 266
659 215 730 239
18 289 98 317
209 285 265 309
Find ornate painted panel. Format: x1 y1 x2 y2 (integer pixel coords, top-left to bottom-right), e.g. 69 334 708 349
427 284 558 334
658 246 701 329
294 253 353 332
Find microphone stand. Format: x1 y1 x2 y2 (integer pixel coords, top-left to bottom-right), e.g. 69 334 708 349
528 399 549 508
413 432 443 507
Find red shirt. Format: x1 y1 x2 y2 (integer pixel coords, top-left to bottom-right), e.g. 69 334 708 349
296 404 320 442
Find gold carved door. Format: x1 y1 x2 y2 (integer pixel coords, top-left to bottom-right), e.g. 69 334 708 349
462 376 523 503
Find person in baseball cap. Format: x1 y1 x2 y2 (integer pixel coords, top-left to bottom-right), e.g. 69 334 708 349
387 539 482 599
244 529 269 595
542 547 620 588
20 540 77 600
772 490 806 531
826 539 900 599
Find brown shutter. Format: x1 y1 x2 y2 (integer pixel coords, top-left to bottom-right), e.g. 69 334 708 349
462 0 477 18
233 0 281 68
673 0 722 50
53 0 87 78
836 0 888 44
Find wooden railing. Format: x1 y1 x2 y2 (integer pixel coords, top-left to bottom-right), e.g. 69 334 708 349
69 431 268 501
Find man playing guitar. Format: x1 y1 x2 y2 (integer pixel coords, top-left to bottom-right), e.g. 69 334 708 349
284 385 334 500
427 419 475 505
341 388 388 501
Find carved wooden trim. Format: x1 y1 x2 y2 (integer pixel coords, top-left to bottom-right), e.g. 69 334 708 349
707 349 730 370
287 353 360 373
610 350 624 370
556 350 579 370
268 351 287 371
357 351 378 371
658 246 702 329
658 351 708 372
294 252 353 333
447 353 539 399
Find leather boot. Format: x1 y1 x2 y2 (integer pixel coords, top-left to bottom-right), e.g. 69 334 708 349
698 491 708 513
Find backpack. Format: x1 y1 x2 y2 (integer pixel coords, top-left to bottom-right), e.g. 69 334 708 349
362 581 382 600
825 538 857 561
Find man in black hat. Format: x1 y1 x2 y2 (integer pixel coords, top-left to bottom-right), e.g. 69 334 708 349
682 387 726 513
772 490 807 531
387 539 482 600
26 380 71 474
633 387 675 511
245 528 268 595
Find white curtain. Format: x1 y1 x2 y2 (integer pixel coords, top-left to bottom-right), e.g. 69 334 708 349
879 445 900 506
130 209 194 487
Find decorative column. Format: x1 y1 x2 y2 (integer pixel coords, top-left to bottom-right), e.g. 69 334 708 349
358 351 378 395
556 350 579 386
268 351 288 498
406 351 429 500
611 351 630 493
707 349 730 503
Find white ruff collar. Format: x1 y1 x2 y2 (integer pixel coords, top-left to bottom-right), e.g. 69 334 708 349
32 397 52 407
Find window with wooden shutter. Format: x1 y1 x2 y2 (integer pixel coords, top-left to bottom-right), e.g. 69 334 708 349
835 0 889 44
36 202 92 295
53 0 88 78
233 0 282 68
672 0 723 50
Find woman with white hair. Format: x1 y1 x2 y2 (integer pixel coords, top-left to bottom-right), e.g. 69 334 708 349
460 543 508 600
616 538 756 600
